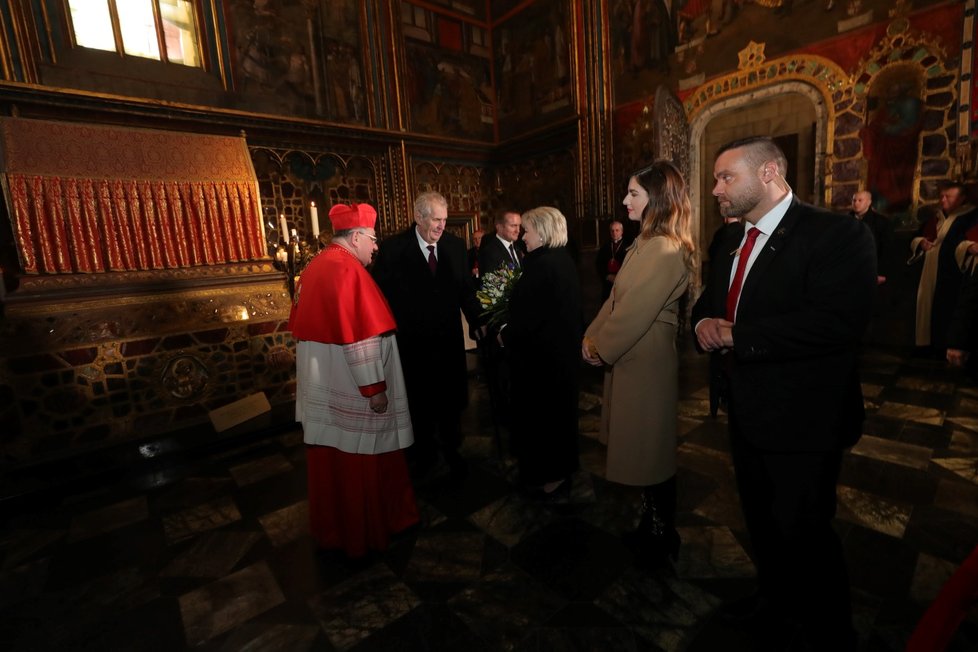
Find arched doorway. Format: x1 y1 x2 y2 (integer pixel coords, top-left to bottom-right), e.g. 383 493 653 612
689 82 828 283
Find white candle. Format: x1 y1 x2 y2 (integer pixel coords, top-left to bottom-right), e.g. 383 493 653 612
310 202 319 238
279 214 288 240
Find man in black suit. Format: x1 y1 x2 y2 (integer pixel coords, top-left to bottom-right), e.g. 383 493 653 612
478 209 524 277
692 137 876 651
372 191 483 484
851 190 891 285
594 220 632 302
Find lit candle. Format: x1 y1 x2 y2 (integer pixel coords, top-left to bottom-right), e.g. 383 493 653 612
310 202 319 238
279 214 288 240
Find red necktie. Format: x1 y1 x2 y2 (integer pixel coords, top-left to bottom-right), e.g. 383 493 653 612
725 227 761 321
427 245 437 274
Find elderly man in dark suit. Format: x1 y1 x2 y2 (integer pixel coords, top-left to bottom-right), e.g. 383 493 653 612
372 191 483 484
478 209 524 276
692 137 876 651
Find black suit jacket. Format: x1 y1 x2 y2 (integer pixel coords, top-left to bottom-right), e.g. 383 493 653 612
852 208 892 276
691 198 877 452
479 235 524 279
372 227 481 410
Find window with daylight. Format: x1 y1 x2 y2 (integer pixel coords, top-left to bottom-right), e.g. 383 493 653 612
67 0 202 67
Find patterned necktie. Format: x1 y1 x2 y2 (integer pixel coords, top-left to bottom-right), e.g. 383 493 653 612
725 227 761 321
427 245 437 275
508 243 519 267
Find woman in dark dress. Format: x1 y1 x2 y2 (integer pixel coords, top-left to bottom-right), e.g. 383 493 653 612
500 206 582 495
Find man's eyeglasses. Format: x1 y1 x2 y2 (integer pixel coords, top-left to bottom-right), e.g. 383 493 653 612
357 231 377 242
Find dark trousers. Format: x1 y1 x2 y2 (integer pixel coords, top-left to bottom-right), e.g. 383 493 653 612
729 425 856 649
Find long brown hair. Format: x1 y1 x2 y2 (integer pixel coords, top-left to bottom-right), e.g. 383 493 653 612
630 160 696 270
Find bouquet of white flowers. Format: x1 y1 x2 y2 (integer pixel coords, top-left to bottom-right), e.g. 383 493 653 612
476 264 522 328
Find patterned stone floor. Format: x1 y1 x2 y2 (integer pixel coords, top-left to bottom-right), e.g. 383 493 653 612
1 339 977 651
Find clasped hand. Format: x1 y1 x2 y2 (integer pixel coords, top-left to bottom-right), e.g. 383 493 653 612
581 336 603 366
695 317 735 351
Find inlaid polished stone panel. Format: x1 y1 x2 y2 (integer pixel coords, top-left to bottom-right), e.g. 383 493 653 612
676 526 754 579
178 561 285 646
933 478 978 518
849 435 932 470
448 564 566 651
877 401 945 426
229 453 294 487
257 500 309 547
213 622 319 652
468 495 556 548
908 551 960 604
68 496 149 542
160 530 262 578
307 563 420 651
931 457 978 485
837 486 912 538
596 571 721 652
162 495 242 545
896 377 956 394
404 530 484 584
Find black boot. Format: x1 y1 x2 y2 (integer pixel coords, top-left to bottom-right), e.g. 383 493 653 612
623 476 680 569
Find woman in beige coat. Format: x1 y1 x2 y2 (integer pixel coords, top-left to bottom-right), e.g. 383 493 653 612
582 160 695 568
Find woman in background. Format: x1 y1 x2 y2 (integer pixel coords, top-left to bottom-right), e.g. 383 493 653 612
500 206 582 497
583 160 695 567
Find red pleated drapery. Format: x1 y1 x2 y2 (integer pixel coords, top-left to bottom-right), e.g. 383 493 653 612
0 117 268 276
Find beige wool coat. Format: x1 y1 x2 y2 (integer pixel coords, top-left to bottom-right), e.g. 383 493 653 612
585 235 689 486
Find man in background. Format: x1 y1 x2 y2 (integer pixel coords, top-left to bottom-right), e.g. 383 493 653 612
479 209 524 276
594 220 632 302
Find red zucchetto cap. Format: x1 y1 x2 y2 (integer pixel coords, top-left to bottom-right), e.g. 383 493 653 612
328 203 377 231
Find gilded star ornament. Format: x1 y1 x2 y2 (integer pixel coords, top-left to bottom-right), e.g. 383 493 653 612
738 41 767 70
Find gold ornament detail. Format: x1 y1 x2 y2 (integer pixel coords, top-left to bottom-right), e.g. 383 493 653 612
738 42 767 70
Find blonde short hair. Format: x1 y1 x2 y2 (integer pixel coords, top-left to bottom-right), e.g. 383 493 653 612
521 206 568 248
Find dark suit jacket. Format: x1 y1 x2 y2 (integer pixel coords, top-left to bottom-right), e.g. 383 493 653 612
949 266 978 352
479 235 524 278
852 208 892 276
691 198 877 452
372 227 481 411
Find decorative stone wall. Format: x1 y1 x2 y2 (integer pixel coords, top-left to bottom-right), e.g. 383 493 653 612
0 276 293 465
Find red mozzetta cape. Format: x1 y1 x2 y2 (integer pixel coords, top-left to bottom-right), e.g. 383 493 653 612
289 244 397 344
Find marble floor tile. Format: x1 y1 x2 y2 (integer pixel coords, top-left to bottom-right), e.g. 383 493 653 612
837 486 912 538
862 383 884 398
930 457 978 485
160 530 263 578
933 478 978 518
949 429 978 454
404 530 484 584
162 495 242 545
156 476 236 512
257 500 309 547
579 390 602 412
877 401 945 427
896 377 956 394
676 526 754 579
908 551 960 605
68 495 149 542
679 399 712 420
849 435 932 470
678 416 702 437
595 571 721 652
215 622 320 652
229 453 294 487
579 413 602 439
448 564 566 651
307 563 420 651
467 494 556 548
178 561 285 647
946 415 978 435
0 557 50 610
415 498 449 530
0 528 65 570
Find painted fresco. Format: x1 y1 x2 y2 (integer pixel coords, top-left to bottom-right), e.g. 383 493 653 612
227 0 366 123
612 0 948 106
494 0 575 141
401 6 495 141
